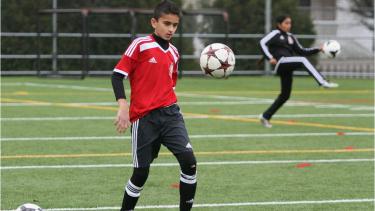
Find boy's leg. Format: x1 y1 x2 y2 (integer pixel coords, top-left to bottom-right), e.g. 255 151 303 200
175 151 197 211
161 104 197 210
121 116 161 211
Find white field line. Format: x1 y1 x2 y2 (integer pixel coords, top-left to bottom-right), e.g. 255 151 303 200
1 101 277 107
1 101 373 111
1 113 374 121
1 132 373 142
1 158 374 170
178 92 266 101
1 116 115 121
2 198 374 210
184 113 374 119
1 82 112 92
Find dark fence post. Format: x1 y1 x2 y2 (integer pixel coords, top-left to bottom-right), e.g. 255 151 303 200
81 9 90 79
36 12 41 77
130 10 137 40
223 11 230 45
178 15 183 79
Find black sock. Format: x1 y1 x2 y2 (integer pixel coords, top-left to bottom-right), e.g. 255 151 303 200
121 167 149 211
121 180 142 211
179 171 197 211
121 191 139 211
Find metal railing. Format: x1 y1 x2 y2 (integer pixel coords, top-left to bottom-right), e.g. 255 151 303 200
32 8 230 78
2 31 373 77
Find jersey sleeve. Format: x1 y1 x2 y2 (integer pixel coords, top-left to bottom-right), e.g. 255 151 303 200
292 35 320 56
113 40 140 77
259 30 279 60
170 45 180 89
172 62 178 89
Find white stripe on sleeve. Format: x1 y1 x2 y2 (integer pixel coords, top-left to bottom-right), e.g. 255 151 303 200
260 30 280 60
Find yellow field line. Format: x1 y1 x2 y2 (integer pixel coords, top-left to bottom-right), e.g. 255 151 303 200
2 89 373 96
184 113 375 132
1 98 49 104
189 89 373 93
2 148 374 159
54 102 116 111
2 98 374 132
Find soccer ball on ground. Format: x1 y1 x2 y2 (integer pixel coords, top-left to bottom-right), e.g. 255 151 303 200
322 40 341 58
16 203 43 211
200 43 235 78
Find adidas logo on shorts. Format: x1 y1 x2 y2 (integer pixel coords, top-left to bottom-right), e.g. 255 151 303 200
186 143 193 149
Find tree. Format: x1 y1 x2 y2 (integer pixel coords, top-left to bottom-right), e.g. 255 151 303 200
1 0 182 72
350 0 374 30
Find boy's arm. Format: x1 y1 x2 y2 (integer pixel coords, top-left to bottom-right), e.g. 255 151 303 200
111 39 140 134
114 98 131 134
111 72 131 133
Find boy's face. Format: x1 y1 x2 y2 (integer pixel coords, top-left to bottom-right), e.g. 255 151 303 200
151 13 179 41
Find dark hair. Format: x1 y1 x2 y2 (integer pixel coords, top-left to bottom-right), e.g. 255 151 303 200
275 15 291 25
153 0 181 19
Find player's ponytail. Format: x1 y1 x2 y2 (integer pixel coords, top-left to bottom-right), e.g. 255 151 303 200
257 56 265 67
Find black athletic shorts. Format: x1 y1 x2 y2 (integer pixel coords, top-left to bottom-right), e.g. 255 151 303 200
130 104 193 168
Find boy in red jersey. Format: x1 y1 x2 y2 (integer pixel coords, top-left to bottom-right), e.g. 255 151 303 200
111 1 197 210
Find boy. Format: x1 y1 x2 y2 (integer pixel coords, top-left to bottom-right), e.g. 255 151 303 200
111 1 197 210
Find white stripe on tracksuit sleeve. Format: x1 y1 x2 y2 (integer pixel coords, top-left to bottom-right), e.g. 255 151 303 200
260 30 280 60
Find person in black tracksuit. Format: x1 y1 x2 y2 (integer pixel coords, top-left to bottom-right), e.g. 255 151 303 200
259 15 338 128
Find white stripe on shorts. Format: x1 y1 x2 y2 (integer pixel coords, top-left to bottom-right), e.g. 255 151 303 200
132 120 139 168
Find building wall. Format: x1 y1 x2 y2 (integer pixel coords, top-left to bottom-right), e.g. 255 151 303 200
302 0 374 73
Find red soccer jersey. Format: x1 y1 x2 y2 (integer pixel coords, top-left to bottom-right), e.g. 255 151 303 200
113 35 179 122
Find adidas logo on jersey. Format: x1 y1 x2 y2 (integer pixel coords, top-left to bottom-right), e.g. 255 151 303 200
148 57 157 63
186 143 193 149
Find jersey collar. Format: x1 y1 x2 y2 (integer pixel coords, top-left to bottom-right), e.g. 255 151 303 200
152 33 170 51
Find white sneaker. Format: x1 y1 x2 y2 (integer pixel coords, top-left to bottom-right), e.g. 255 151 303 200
321 81 339 88
259 114 272 128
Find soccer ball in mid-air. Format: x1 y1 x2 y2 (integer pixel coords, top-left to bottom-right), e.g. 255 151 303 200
200 43 235 78
16 203 43 211
322 40 341 58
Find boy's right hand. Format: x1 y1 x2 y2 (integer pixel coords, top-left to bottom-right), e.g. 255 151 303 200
114 99 131 134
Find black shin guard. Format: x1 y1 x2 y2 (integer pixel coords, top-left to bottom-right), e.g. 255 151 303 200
121 167 150 211
176 151 197 211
